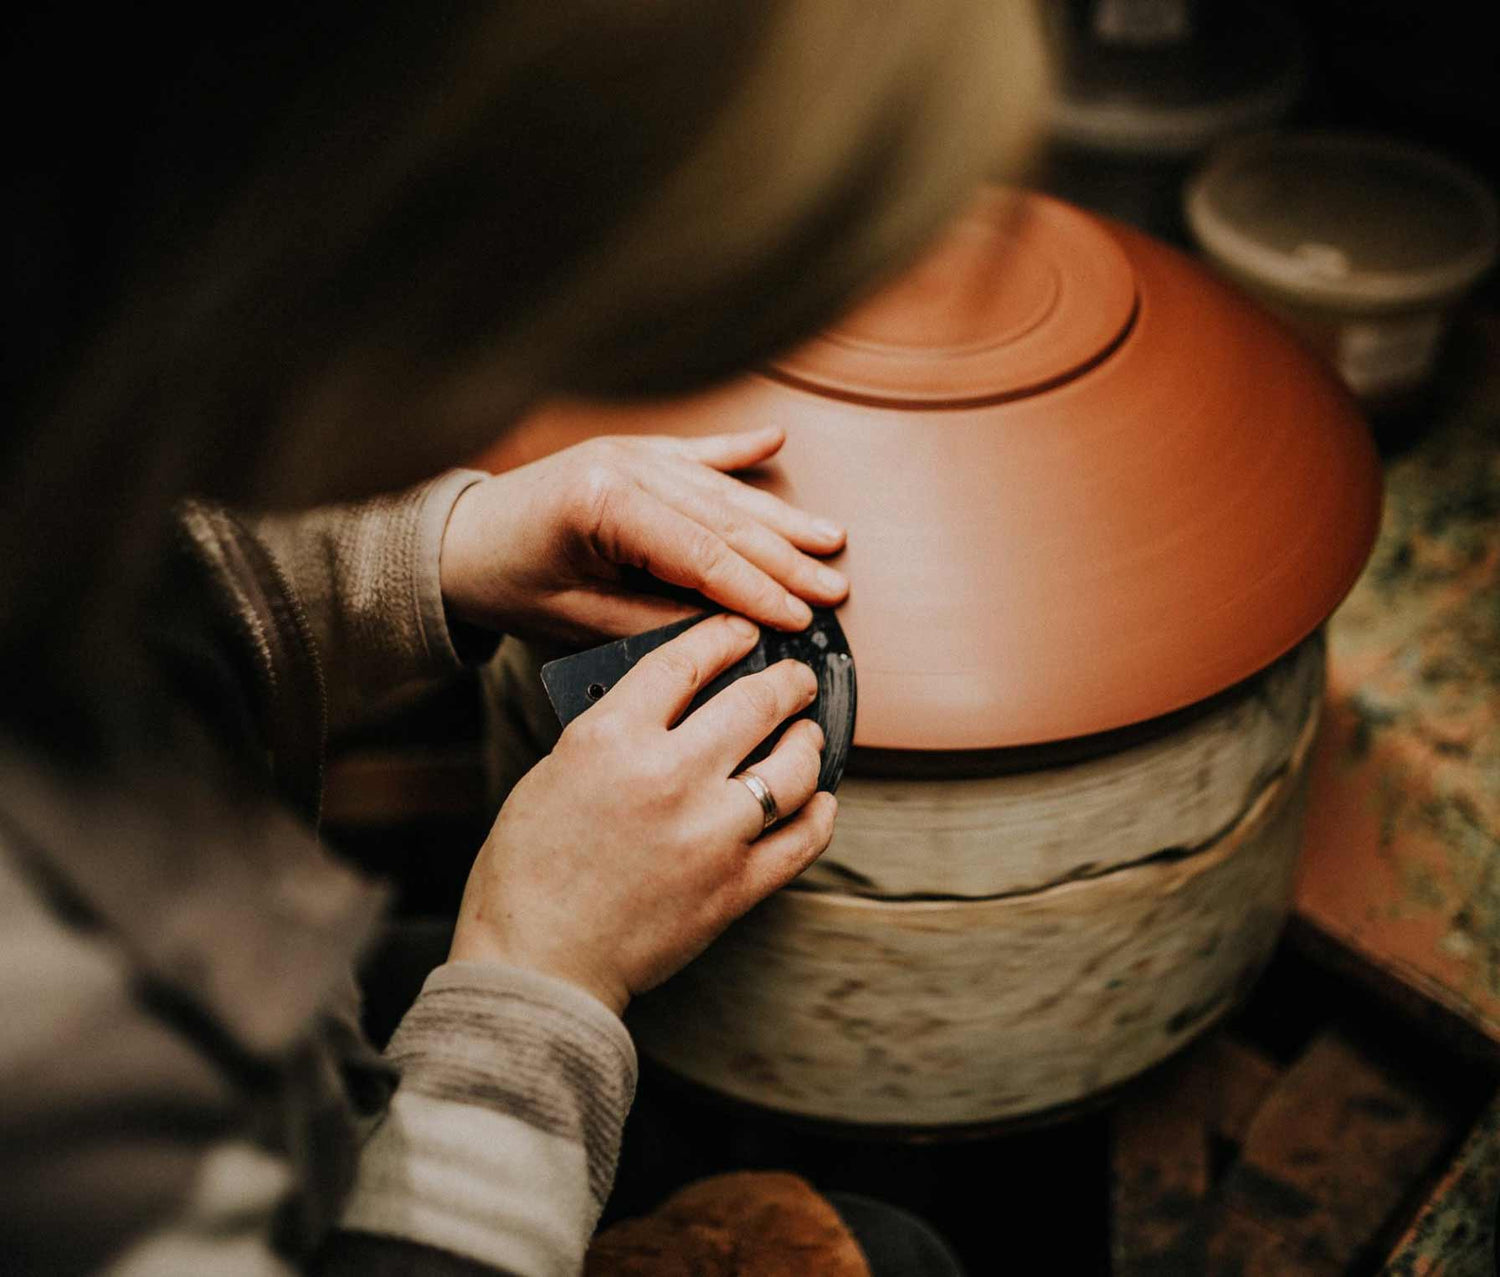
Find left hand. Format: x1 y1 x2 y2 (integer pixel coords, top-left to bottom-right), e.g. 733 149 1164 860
439 426 848 642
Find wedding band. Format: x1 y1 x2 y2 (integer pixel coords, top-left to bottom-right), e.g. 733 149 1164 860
733 770 779 832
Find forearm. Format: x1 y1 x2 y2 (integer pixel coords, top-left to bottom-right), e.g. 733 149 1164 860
248 470 495 739
330 961 637 1277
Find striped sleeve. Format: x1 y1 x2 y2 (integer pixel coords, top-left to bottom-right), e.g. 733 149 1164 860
337 962 637 1277
0 841 298 1277
248 470 494 739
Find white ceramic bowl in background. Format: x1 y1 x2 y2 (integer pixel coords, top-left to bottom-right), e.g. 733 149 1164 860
1186 131 1499 407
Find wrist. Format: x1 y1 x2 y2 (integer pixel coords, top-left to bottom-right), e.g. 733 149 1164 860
447 925 631 1018
437 481 494 628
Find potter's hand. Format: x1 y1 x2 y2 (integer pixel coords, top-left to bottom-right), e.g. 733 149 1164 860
449 613 837 1013
439 427 848 643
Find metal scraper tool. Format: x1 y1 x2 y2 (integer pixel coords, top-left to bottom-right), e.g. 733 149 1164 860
540 608 856 792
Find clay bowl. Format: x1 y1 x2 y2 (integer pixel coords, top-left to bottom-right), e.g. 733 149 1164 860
474 188 1380 1127
476 187 1381 752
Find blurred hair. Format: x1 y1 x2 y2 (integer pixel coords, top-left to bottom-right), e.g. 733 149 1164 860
1 0 1044 735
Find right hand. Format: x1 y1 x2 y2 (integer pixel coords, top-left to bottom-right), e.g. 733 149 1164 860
449 612 838 1015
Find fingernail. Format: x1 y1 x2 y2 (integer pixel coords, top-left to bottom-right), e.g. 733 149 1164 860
786 593 813 626
815 565 847 594
812 518 843 542
809 721 826 750
726 615 758 639
798 662 819 697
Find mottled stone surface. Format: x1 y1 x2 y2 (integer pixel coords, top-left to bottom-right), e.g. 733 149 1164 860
1384 1092 1500 1276
1296 391 1500 1040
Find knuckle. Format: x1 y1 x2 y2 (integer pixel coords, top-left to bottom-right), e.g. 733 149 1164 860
737 676 783 725
692 529 734 580
649 645 701 692
581 436 626 464
756 582 792 618
571 461 621 534
714 511 746 544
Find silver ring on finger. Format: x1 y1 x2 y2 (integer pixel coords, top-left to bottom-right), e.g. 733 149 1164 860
732 769 779 833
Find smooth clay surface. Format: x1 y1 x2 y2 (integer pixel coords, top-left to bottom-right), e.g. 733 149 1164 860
474 188 1381 750
628 700 1321 1127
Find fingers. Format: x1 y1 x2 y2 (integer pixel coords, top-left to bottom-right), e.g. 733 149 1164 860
656 433 846 554
605 612 759 726
724 717 824 841
703 469 846 554
679 657 818 768
730 792 839 911
637 470 848 609
667 426 785 472
602 482 812 630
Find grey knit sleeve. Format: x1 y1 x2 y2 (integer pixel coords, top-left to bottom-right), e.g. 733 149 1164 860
338 961 638 1276
248 470 493 737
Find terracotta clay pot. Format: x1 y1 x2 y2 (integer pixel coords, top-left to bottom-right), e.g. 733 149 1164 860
474 187 1381 1127
476 187 1380 751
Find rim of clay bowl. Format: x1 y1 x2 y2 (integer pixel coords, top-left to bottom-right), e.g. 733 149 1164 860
474 188 1382 750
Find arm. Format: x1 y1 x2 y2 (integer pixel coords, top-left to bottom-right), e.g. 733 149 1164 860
0 840 301 1275
0 833 630 1277
324 964 635 1277
320 614 841 1273
248 469 493 741
248 427 851 742
151 429 841 1272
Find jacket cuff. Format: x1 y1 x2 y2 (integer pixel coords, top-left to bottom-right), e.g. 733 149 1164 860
412 470 498 671
341 961 637 1276
246 469 500 737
